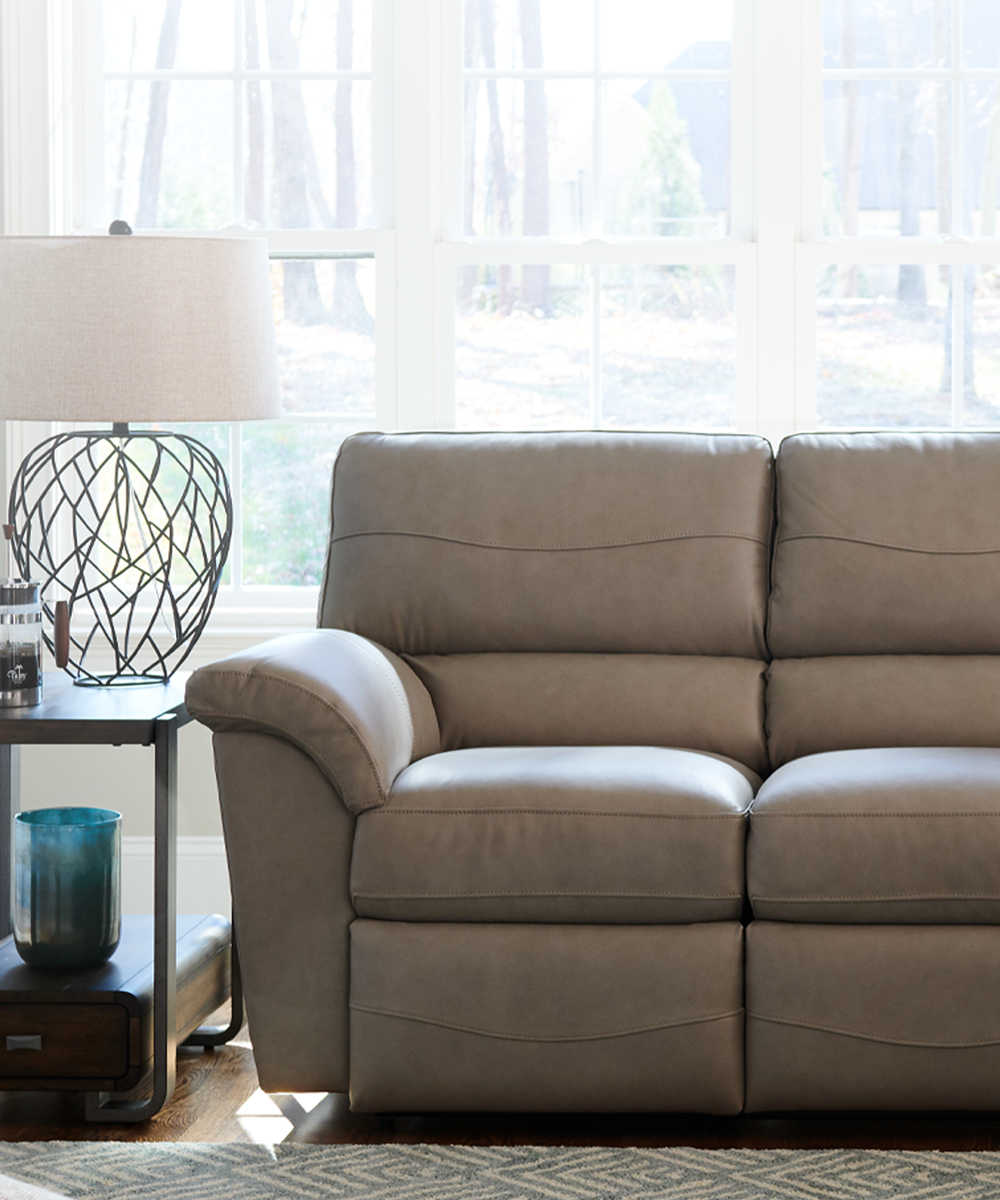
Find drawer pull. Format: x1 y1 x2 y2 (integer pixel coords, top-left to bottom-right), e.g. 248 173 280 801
6 1035 42 1051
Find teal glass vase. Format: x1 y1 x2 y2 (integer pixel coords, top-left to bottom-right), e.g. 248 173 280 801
13 807 122 969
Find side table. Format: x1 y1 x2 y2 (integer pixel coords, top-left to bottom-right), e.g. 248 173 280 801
0 671 242 1122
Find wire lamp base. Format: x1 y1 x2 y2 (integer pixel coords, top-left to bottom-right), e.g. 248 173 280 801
8 425 232 686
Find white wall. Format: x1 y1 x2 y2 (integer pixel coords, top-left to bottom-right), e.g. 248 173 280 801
20 720 223 837
19 722 233 913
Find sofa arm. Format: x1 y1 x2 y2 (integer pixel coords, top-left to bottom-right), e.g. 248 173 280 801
186 629 440 814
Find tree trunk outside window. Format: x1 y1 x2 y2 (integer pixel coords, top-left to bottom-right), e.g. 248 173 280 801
266 0 327 324
332 0 373 333
479 0 512 311
136 0 182 228
520 0 550 314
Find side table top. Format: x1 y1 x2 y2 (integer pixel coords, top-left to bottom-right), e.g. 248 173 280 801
0 671 190 746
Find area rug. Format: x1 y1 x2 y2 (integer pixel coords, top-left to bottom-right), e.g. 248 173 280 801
1 1143 1000 1200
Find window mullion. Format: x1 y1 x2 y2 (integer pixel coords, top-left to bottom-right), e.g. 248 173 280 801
232 0 244 224
393 0 444 429
754 0 811 444
1 0 57 235
592 0 601 235
730 0 754 242
590 264 602 426
951 0 965 424
373 0 396 228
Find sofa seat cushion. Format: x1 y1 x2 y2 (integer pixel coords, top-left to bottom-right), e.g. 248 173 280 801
750 747 1000 922
351 746 754 922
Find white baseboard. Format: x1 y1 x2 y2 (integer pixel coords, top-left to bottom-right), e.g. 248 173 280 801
123 836 231 916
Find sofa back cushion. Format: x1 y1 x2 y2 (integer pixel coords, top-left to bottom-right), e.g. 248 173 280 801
407 652 768 774
320 431 773 656
768 432 1000 764
319 432 773 770
770 431 1000 656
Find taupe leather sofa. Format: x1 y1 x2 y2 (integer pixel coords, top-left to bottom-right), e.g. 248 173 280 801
187 429 1000 1113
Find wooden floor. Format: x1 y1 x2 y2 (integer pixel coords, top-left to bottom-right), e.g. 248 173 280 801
0 1019 999 1149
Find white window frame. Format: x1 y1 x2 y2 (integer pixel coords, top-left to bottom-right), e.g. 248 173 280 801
3 0 1000 638
437 0 757 434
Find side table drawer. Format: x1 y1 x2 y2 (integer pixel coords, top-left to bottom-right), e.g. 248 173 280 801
0 1003 128 1079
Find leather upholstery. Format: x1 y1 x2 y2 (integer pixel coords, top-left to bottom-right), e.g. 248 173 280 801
212 733 354 1092
408 652 768 776
350 920 744 1113
767 656 1000 767
747 923 1000 1110
187 629 440 814
767 432 1000 759
320 431 772 656
351 746 754 922
750 747 1000 922
770 431 1000 656
194 428 1000 1113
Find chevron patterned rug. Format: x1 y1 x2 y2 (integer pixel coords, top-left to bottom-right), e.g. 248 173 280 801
0 1142 999 1200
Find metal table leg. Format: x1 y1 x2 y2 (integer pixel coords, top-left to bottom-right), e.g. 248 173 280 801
0 745 20 939
86 713 178 1122
184 928 244 1048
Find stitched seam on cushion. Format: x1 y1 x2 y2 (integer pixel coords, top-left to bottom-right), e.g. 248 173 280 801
751 1012 1000 1049
348 1005 743 1043
194 668 387 804
776 534 1000 556
371 809 750 819
353 890 742 899
351 636 414 765
752 812 1000 818
200 712 371 812
751 893 1000 902
332 530 766 551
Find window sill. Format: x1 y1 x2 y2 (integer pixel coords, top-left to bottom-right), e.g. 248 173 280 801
187 613 317 667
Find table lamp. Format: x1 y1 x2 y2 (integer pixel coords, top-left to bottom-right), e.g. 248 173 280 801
0 228 280 685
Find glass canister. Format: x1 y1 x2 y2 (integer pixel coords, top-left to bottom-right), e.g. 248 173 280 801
14 807 122 969
0 581 42 706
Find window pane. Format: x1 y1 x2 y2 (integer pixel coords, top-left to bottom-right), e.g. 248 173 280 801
248 0 373 72
964 265 1000 423
105 81 233 229
241 422 350 585
966 81 1000 237
601 266 737 429
242 256 375 586
600 0 732 73
823 0 950 69
464 0 593 72
823 80 948 236
603 80 728 237
456 264 589 428
138 422 233 586
245 81 372 228
962 0 1000 67
103 0 234 73
464 79 592 237
271 259 376 417
817 263 950 426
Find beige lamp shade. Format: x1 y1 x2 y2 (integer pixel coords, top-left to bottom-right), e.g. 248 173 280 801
0 235 280 423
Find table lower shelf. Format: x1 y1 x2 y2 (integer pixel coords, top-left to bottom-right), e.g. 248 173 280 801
0 914 232 1093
